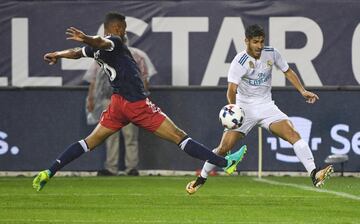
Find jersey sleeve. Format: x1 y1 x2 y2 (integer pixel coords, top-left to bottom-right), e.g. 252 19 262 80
227 56 247 84
273 48 289 72
82 46 95 58
105 35 122 51
81 35 120 57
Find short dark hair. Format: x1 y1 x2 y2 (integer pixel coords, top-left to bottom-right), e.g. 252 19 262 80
245 24 265 39
104 12 126 28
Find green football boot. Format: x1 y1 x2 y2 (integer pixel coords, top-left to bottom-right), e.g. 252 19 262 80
32 170 51 191
223 145 247 174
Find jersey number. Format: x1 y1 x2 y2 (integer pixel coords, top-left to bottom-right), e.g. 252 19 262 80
103 63 117 81
98 61 117 81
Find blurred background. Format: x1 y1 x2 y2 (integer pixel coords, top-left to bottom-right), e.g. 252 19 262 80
0 0 359 175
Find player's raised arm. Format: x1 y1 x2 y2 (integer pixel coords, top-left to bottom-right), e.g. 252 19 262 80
66 27 113 50
284 68 319 104
44 47 83 65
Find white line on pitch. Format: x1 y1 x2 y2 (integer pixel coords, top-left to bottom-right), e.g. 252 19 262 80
0 219 285 224
253 178 360 201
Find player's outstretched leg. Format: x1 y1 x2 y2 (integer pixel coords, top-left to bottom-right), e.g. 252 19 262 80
32 140 90 191
156 117 247 170
33 170 51 191
186 145 247 195
311 165 334 188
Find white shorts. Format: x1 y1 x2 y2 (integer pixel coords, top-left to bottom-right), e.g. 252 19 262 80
234 101 289 135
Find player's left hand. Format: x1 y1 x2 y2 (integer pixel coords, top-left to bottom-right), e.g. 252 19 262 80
301 90 319 104
66 27 86 42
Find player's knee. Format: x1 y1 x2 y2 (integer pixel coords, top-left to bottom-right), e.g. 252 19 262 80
85 133 106 150
217 144 232 156
83 138 95 151
173 128 187 143
286 130 301 144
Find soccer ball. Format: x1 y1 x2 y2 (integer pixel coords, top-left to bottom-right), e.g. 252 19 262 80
219 104 245 129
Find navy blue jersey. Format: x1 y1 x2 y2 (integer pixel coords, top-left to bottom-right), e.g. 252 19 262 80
82 36 147 102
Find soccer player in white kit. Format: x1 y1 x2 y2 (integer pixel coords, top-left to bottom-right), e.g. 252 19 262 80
186 24 333 194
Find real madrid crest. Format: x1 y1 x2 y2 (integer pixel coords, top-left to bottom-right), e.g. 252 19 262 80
249 61 255 69
267 60 273 67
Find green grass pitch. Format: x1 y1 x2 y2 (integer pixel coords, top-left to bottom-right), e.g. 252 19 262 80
0 176 359 223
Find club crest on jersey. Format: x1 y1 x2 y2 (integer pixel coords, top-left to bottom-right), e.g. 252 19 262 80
267 60 273 67
249 61 255 69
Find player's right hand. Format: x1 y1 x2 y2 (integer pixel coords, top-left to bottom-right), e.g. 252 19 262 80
44 52 58 65
301 90 319 104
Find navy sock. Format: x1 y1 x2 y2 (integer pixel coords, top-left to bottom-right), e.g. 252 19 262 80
178 137 227 167
48 140 88 177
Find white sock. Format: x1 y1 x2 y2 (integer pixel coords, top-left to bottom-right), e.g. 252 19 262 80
293 139 316 174
200 149 218 178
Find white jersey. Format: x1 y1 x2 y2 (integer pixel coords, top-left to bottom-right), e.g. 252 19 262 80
227 47 289 106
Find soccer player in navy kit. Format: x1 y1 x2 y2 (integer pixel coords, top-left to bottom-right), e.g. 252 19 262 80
32 12 247 191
